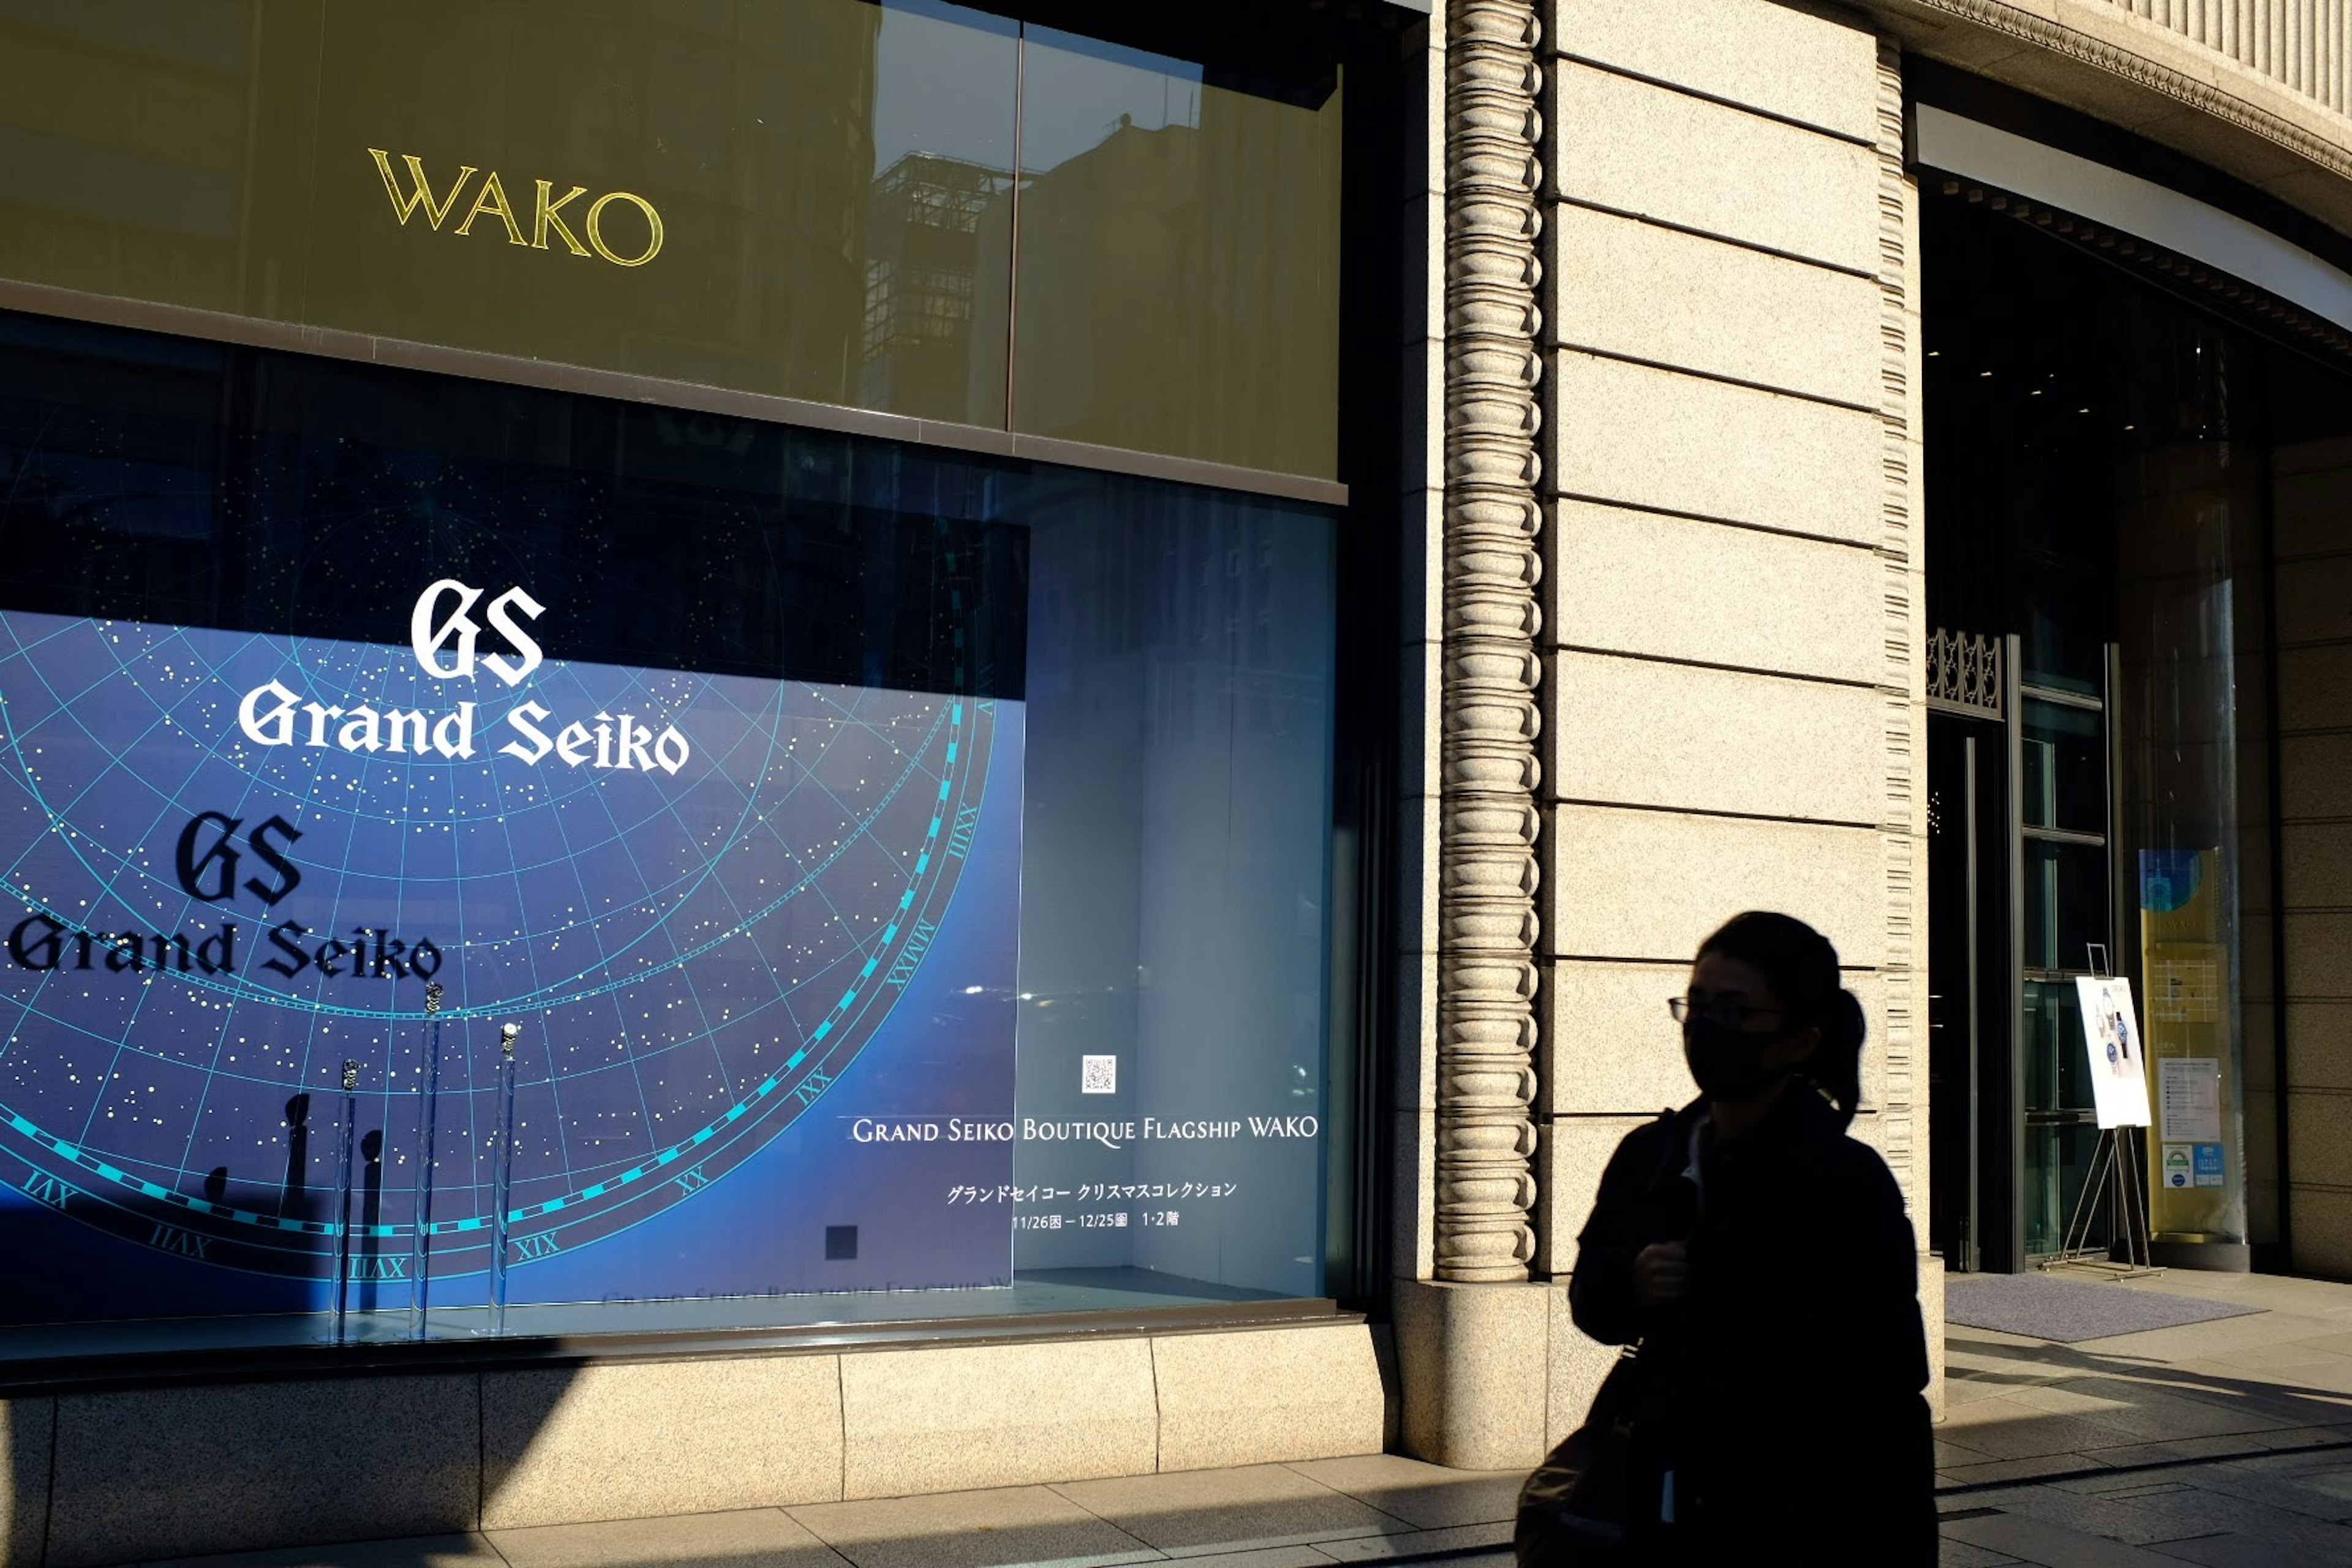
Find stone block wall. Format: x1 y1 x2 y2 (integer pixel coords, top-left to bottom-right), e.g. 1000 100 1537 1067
1390 0 1934 1468
1535 0 1931 1424
2272 434 2352 1275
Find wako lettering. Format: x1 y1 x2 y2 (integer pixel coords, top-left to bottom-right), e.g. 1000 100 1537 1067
369 150 664 268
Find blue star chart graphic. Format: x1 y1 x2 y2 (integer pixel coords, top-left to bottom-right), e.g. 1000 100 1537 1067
0 597 1023 1321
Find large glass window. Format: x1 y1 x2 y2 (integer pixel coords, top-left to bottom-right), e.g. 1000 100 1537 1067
0 305 1340 1357
1008 28 1341 476
0 0 1343 478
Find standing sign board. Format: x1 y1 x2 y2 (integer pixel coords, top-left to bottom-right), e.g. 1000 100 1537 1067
2076 976 2152 1129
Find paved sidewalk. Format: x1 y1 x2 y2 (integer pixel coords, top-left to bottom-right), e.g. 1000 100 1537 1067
1929 1268 2352 1562
122 1272 2352 1568
131 1457 1528 1568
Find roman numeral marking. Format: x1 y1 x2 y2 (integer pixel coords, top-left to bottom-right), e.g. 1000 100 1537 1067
149 1223 210 1259
792 1071 836 1106
349 1254 409 1281
947 807 981 861
884 919 938 987
513 1232 560 1261
676 1162 712 1193
23 1171 76 1210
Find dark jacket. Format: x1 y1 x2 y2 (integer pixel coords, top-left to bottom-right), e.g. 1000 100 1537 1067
1568 1089 1937 1564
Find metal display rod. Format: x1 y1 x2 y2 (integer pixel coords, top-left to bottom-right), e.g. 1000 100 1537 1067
407 981 446 1341
488 1022 521 1336
330 1058 361 1344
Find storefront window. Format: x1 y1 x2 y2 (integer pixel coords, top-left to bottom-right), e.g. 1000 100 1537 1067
0 306 1339 1356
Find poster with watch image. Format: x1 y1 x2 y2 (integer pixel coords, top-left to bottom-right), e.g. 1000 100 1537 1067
2076 974 2152 1129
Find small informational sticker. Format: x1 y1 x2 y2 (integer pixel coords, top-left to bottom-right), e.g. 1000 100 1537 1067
2162 1144 2195 1189
2194 1142 2227 1188
2161 1057 2224 1143
1081 1054 1117 1095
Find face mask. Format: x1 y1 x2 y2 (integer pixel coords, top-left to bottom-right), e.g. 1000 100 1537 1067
1682 1017 1785 1102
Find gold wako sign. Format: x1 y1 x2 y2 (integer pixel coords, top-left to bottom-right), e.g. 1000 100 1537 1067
368 150 664 267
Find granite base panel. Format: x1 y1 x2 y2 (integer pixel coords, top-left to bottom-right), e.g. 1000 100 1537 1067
0 1322 1393 1565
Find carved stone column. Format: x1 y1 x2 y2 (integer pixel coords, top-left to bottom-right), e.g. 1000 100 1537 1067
1434 0 1544 1285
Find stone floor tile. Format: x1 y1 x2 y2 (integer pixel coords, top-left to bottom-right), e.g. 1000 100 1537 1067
1942 1456 2119 1488
2204 1343 2352 1374
1949 1373 2041 1406
2146 1534 2352 1567
1143 1548 1333 1568
2177 1460 2352 1521
2156 1376 2335 1417
2089 1314 2346 1364
489 1509 847 1568
2052 1474 2204 1498
2047 1393 2281 1444
2073 1483 2352 1561
1050 1464 1408 1553
142 1536 506 1568
2246 1425 2352 1449
1942 1511 2184 1564
1942 1437 2002 1466
787 1487 1157 1568
2216 1359 2352 1400
2071 1437 2270 1468
1939 1541 2027 1567
2292 1333 2352 1359
1955 1489 2160 1546
1944 1396 2062 1433
2219 1446 2352 1475
1940 1409 2149 1462
2007 1383 2146 1420
1306 1521 1512 1562
1972 1481 2271 1549
1280 1455 1524 1530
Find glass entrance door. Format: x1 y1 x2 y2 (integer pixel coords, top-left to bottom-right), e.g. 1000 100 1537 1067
2018 678 2116 1259
1928 633 2119 1272
1928 708 2003 1272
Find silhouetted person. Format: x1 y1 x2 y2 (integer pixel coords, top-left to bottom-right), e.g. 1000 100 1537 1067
359 1129 385 1313
281 1092 311 1213
1553 911 1934 1564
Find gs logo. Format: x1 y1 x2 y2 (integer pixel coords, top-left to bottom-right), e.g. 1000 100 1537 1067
410 579 546 686
175 812 303 907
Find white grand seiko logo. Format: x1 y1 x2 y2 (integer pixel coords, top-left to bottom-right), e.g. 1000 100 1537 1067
233 579 692 773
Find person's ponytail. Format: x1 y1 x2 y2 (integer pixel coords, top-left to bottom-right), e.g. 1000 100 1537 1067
1813 986 1866 1127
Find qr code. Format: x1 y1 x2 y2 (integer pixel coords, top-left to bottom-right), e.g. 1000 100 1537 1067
1081 1054 1117 1095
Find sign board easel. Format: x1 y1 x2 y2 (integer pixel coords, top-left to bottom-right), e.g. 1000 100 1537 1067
2041 945 2163 1280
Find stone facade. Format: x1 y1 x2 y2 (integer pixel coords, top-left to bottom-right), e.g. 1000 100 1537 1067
1394 0 2352 1468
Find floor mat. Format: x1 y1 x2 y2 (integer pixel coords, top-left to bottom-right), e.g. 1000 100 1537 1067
1945 1271 2265 1343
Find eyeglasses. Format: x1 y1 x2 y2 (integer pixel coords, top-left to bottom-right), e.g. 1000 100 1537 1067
1667 997 1781 1028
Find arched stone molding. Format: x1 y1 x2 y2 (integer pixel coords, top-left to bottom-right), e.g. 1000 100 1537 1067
1865 0 2352 235
1434 0 1545 1286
